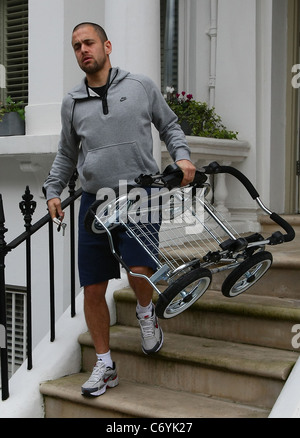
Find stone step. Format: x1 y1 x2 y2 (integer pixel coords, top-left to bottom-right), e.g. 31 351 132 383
250 223 300 298
40 216 300 418
158 215 300 298
114 288 300 351
259 214 300 235
78 326 298 409
202 232 300 298
156 242 299 298
254 215 300 298
208 254 300 299
40 374 269 418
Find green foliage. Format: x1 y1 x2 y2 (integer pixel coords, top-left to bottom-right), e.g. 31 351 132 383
0 96 25 122
165 89 238 140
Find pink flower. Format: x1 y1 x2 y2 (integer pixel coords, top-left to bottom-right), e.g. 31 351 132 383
181 91 186 96
187 94 193 100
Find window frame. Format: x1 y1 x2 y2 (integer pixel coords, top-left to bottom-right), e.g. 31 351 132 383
0 0 28 106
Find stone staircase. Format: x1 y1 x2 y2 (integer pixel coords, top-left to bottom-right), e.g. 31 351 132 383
40 216 300 418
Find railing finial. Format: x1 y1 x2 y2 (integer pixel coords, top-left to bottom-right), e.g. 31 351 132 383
19 186 37 229
0 194 8 247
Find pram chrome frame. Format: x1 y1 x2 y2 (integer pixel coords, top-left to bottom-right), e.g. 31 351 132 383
84 162 295 319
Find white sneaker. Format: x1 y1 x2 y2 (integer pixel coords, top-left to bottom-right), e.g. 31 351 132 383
137 305 163 354
81 360 119 397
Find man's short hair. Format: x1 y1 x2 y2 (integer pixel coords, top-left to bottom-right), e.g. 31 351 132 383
73 22 108 43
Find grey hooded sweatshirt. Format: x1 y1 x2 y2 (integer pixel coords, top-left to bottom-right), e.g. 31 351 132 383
43 67 191 200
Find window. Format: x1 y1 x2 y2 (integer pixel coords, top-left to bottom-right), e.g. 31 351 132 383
160 0 178 94
0 0 28 105
6 286 27 377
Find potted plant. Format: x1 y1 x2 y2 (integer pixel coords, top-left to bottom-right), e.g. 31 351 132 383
0 96 25 136
165 87 238 139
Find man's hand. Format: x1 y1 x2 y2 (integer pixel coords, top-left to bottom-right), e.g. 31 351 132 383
176 159 196 186
47 197 64 222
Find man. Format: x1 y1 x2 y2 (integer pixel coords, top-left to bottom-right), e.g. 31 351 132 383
43 22 196 397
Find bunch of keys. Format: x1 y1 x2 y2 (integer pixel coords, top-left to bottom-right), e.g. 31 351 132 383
53 217 67 236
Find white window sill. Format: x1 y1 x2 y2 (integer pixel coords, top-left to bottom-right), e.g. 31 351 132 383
161 135 250 166
0 134 60 157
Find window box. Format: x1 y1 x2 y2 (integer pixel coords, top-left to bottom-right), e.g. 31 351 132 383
0 112 25 137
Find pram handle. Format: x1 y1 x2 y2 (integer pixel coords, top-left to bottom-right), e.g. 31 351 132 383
268 212 295 243
135 163 207 189
202 161 295 244
202 161 260 199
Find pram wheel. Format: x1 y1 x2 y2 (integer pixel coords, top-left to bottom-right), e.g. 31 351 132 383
221 251 273 298
156 267 212 319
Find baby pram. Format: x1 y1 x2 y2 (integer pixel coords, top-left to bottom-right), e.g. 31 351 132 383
84 162 295 319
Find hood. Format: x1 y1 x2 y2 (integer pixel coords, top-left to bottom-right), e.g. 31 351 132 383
68 67 130 100
68 67 130 119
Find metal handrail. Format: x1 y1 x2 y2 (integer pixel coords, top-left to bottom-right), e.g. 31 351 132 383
0 172 82 400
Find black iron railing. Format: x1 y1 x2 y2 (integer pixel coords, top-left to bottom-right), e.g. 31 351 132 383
0 172 82 400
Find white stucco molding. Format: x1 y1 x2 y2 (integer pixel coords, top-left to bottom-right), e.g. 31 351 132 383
161 136 250 168
162 136 250 222
0 134 60 156
0 134 60 197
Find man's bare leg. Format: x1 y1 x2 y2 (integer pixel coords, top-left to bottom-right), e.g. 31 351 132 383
128 266 163 354
84 281 110 354
127 266 154 306
83 270 155 353
81 281 119 396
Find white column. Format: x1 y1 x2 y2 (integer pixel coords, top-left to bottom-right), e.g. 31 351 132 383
208 0 218 108
215 0 257 213
105 0 161 167
26 0 105 136
26 0 65 135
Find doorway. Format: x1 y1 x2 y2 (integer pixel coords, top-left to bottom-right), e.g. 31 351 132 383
286 0 300 214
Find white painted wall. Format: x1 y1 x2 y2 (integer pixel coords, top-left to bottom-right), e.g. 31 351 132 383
0 292 87 418
26 0 64 135
214 0 258 212
105 0 161 166
27 0 106 135
269 356 300 418
178 0 213 105
269 0 288 213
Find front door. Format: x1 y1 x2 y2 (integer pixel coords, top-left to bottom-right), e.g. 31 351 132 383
286 0 300 214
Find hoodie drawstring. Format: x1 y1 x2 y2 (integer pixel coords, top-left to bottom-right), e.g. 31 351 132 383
71 68 119 132
101 68 118 115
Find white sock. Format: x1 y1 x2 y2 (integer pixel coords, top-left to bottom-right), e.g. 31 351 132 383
136 301 153 318
96 350 113 368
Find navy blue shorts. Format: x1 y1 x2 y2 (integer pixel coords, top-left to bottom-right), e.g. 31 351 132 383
78 191 160 287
